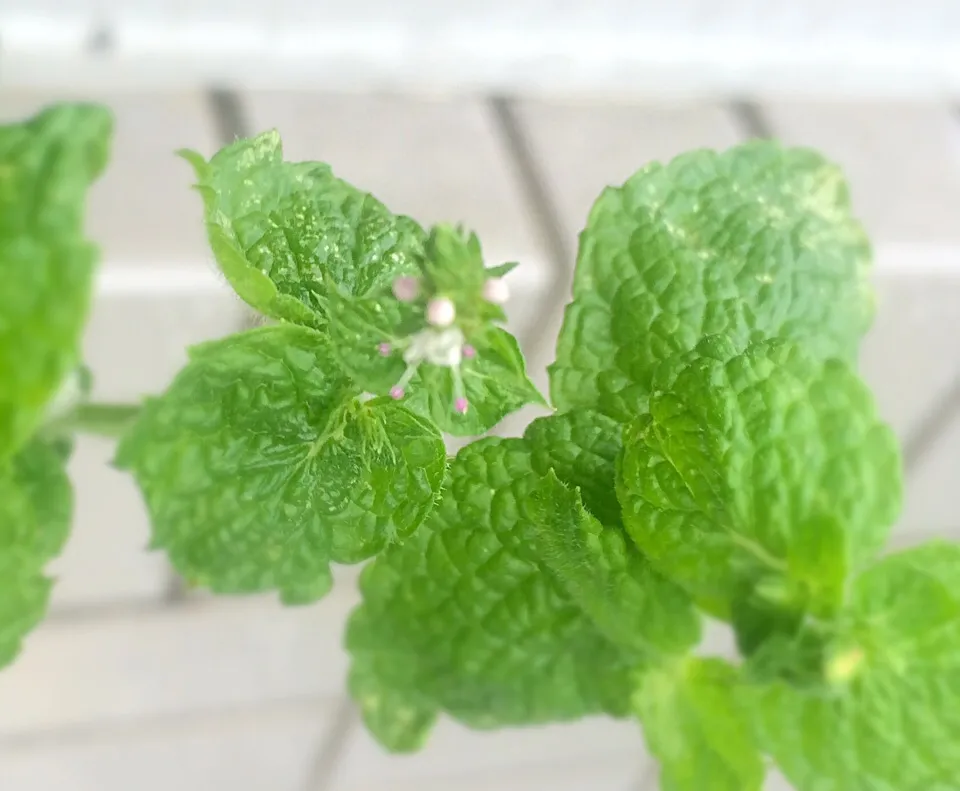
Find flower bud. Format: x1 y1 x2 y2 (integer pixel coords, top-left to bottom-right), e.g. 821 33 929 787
482 277 509 305
392 276 420 302
426 297 456 327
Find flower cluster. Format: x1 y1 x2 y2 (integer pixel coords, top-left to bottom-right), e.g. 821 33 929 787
379 274 509 415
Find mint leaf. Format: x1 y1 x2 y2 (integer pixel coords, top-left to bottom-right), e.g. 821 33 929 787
617 337 901 619
550 141 873 422
115 325 446 603
633 658 764 791
348 653 439 753
0 103 112 459
524 410 624 528
346 438 637 751
751 542 960 791
0 439 72 668
328 225 543 436
527 469 700 658
180 131 424 328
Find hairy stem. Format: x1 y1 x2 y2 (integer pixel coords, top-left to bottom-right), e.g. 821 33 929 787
67 403 142 438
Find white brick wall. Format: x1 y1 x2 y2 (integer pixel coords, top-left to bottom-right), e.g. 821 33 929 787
2 1 960 95
0 90 958 790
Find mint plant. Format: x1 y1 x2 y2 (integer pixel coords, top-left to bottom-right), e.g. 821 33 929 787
0 104 113 664
2 101 959 791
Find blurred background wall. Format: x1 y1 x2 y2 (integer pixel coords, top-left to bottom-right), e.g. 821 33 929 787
1 2 959 791
2 0 959 96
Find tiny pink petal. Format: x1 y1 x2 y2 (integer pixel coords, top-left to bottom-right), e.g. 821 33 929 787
426 297 456 327
454 397 469 414
390 386 405 400
378 343 392 356
462 344 476 359
483 277 509 305
392 276 420 302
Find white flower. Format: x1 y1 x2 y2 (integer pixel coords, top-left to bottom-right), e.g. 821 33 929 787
385 327 471 415
426 297 456 327
392 276 420 302
482 277 509 305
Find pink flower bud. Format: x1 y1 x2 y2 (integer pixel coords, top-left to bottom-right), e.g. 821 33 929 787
482 277 509 305
390 386 405 400
462 344 476 359
426 297 456 327
392 276 420 302
378 342 392 356
454 397 469 414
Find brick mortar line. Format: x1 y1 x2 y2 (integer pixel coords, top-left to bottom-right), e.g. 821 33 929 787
303 698 359 791
903 373 960 474
487 95 574 400
0 693 338 751
729 99 774 139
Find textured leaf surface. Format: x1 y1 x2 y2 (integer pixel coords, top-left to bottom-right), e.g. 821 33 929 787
527 469 700 658
634 658 764 791
0 440 72 668
523 410 624 528
549 141 873 422
115 325 445 603
751 542 960 791
346 438 638 751
181 132 424 327
617 337 901 618
0 103 112 459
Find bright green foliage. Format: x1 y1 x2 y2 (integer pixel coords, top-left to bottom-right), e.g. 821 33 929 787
526 468 699 657
328 225 543 435
0 440 72 668
346 438 642 751
180 131 424 328
751 543 960 791
549 141 874 422
0 103 112 459
617 336 901 618
115 325 446 603
4 106 950 791
633 658 764 791
523 409 624 528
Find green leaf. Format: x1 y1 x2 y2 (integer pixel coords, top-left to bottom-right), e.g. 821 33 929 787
633 658 764 791
616 337 901 619
115 325 446 603
327 225 543 436
180 131 424 327
348 654 438 753
0 103 113 459
751 542 960 791
524 410 624 528
549 140 874 422
0 439 72 668
527 469 700 658
346 438 637 751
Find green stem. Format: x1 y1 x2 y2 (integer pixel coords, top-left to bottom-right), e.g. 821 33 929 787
67 403 142 439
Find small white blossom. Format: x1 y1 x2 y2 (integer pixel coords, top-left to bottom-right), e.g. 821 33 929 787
426 297 456 327
392 276 420 302
402 327 464 367
482 277 509 305
382 326 471 414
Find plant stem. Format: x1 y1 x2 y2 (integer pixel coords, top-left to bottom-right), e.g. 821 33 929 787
68 403 142 439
